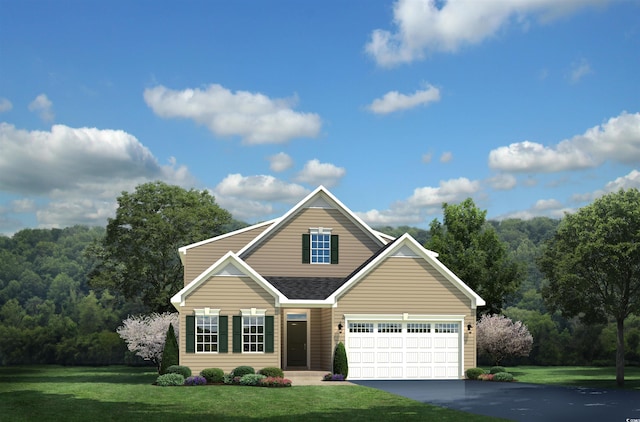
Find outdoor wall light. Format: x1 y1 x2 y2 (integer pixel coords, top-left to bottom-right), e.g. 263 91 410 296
467 324 473 333
338 323 343 333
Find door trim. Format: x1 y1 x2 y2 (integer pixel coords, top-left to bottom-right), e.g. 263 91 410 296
284 310 310 369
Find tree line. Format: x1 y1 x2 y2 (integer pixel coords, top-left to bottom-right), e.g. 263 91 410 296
0 182 638 385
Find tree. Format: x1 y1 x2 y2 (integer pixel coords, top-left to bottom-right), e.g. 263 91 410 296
116 312 178 371
539 188 640 387
88 181 232 312
160 323 179 374
333 342 348 378
476 314 533 365
426 198 522 314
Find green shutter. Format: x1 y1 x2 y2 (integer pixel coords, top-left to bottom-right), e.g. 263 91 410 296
186 315 195 353
219 316 228 353
302 233 310 263
265 316 274 353
232 316 242 353
331 235 339 264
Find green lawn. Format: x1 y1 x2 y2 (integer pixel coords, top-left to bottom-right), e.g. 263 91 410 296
503 365 640 390
0 366 504 421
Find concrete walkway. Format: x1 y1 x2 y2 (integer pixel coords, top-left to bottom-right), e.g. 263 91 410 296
284 371 355 386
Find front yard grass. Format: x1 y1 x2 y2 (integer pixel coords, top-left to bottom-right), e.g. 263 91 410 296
501 365 640 390
0 366 504 421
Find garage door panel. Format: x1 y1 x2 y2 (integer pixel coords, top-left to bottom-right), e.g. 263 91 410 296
347 321 461 380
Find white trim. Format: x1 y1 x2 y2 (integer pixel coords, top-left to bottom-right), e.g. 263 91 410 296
240 308 267 317
283 309 310 369
194 308 220 316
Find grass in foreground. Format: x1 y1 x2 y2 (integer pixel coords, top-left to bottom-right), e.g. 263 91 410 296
0 366 504 422
502 365 640 390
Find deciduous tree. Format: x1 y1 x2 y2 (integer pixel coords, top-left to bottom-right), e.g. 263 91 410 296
539 188 640 387
476 314 533 365
116 312 178 372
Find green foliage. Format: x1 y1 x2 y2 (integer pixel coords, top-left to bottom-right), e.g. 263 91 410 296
493 372 514 382
539 188 640 386
184 375 207 386
333 342 349 378
159 323 179 374
156 373 185 386
426 198 522 314
465 368 485 380
490 366 506 374
87 181 232 312
165 365 191 378
239 373 266 386
258 367 284 378
232 366 255 378
200 368 225 383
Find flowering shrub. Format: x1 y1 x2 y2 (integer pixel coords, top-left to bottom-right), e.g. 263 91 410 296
239 374 266 386
323 373 346 381
477 373 494 381
259 377 292 387
156 373 185 386
184 375 207 386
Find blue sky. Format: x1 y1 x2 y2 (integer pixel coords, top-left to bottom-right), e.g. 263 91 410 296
1 0 639 235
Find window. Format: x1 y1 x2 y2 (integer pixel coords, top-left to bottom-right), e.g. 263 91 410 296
243 316 265 352
407 323 431 333
302 230 339 264
349 322 374 333
196 315 218 352
311 232 331 263
378 323 402 333
435 323 459 333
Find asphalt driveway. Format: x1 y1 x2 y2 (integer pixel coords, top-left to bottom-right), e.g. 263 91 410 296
353 380 640 421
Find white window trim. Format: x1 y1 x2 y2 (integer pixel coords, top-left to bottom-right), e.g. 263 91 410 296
240 308 267 353
194 308 220 354
309 227 332 265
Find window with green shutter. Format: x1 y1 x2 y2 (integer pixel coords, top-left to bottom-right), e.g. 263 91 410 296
186 315 195 353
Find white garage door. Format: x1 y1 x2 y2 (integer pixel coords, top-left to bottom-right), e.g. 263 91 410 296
346 321 461 380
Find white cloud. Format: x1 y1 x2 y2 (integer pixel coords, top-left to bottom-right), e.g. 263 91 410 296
439 151 453 163
28 94 54 122
421 152 433 163
488 174 517 190
268 152 294 172
212 174 309 221
533 198 563 211
488 111 640 173
144 84 322 144
357 177 481 226
570 58 592 83
368 85 440 114
295 159 346 188
365 0 608 66
0 123 194 230
572 169 640 203
0 98 12 113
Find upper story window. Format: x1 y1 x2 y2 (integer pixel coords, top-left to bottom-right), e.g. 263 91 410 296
302 228 339 264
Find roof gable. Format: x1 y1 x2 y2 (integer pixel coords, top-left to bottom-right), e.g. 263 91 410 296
329 233 485 309
237 186 387 258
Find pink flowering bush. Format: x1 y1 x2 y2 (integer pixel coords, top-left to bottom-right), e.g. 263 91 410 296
258 377 292 387
478 373 494 381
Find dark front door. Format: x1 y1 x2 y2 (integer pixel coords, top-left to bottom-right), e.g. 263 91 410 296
287 321 307 367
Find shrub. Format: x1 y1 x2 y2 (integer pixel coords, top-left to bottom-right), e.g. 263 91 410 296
223 373 234 384
477 373 494 381
259 377 292 387
239 373 266 386
333 342 348 379
323 373 346 381
165 365 191 378
465 367 485 380
258 367 284 378
232 366 255 378
156 373 185 386
184 375 207 386
159 323 179 375
200 368 225 384
490 366 506 374
493 372 514 382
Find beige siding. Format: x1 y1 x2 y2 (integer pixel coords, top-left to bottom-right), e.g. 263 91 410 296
183 224 271 286
333 256 477 376
244 208 381 277
309 308 333 371
178 275 280 374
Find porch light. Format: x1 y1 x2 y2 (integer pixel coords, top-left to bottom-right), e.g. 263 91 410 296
467 324 473 333
338 323 343 333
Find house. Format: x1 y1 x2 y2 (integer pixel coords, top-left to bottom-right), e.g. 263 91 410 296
171 186 485 380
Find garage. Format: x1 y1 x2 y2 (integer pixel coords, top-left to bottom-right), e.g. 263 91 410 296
346 320 462 380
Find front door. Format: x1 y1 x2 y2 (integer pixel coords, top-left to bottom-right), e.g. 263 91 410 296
287 320 307 367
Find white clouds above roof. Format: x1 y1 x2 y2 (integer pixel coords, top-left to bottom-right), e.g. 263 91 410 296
295 159 346 188
488 111 640 173
366 0 608 66
28 94 54 122
268 152 294 172
0 98 12 113
144 84 322 144
368 85 440 114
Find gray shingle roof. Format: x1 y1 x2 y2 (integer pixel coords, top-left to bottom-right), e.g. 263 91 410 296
264 277 346 300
